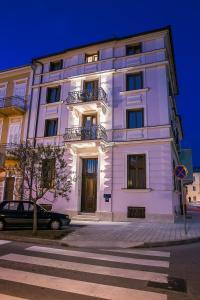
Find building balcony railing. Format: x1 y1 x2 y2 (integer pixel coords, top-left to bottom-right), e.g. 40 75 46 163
63 125 107 142
0 96 26 115
0 143 20 168
66 87 107 105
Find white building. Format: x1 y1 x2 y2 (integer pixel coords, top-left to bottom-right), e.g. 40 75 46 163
187 169 200 202
28 26 183 222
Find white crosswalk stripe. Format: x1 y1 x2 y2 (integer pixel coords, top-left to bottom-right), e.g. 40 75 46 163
0 245 170 299
27 245 170 268
0 240 11 246
0 253 168 283
0 266 167 300
0 294 27 300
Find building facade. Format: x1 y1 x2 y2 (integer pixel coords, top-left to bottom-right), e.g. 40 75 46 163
26 26 183 222
0 65 32 202
186 168 200 202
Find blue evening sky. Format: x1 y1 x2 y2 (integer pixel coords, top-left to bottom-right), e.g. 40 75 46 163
0 0 199 166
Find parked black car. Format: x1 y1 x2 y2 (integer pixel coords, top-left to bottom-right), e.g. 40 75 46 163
0 201 71 230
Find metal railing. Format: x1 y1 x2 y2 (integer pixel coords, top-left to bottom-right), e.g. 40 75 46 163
63 125 107 142
0 143 20 154
0 96 26 110
66 87 107 105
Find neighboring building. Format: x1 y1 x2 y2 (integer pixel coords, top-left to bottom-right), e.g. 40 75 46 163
186 167 200 202
0 65 32 201
27 26 183 222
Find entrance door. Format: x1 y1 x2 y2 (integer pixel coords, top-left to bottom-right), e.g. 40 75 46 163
82 114 97 140
4 177 15 201
81 158 98 212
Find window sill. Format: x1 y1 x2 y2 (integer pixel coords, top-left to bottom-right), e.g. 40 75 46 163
121 188 152 192
43 135 58 138
42 101 63 107
120 88 149 95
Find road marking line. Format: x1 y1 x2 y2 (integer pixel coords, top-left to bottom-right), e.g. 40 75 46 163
0 254 168 283
0 267 167 300
0 240 11 245
101 249 170 258
26 246 169 268
0 294 27 300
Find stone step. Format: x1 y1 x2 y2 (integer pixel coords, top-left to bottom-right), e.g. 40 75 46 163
72 214 100 222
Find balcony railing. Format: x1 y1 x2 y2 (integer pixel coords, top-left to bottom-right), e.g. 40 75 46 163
63 125 107 142
66 87 107 105
0 143 20 154
0 96 26 111
0 143 20 168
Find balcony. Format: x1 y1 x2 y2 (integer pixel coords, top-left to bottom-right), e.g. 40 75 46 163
0 143 20 169
63 125 107 147
0 96 26 116
65 88 108 114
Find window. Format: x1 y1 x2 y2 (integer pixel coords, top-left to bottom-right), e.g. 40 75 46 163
127 109 144 129
127 207 145 218
2 201 18 211
127 154 146 189
46 87 61 103
126 43 142 56
23 202 34 211
193 186 196 191
44 119 58 137
42 159 55 188
193 196 197 201
85 53 99 63
49 60 63 72
126 73 143 91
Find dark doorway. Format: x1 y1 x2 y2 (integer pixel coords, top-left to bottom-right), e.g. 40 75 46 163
4 177 15 201
81 158 98 212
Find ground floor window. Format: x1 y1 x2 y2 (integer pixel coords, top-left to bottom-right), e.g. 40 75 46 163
127 154 146 189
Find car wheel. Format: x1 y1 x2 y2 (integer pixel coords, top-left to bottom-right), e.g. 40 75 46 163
0 220 5 231
50 220 61 230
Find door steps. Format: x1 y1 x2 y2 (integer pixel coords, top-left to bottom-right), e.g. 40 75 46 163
72 213 100 222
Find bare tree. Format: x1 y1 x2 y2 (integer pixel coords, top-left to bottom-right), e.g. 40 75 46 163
9 143 72 234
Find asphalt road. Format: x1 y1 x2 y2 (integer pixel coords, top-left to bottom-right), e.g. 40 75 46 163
0 240 198 299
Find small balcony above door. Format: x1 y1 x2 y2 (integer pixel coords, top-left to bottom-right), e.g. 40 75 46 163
65 80 108 114
0 96 26 116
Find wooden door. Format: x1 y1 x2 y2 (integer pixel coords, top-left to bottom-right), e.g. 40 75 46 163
81 158 98 212
4 177 15 201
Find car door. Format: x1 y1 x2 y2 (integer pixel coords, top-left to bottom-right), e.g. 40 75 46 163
0 201 19 225
37 205 51 227
22 202 34 227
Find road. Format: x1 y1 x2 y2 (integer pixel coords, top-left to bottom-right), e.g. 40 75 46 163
0 240 198 299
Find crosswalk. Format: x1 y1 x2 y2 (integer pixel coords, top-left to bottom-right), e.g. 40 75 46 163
0 240 171 299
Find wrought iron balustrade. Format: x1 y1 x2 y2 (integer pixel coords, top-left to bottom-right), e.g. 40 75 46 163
63 125 107 142
0 96 26 110
66 87 107 105
0 143 20 154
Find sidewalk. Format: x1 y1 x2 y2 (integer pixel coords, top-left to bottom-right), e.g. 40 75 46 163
62 211 200 248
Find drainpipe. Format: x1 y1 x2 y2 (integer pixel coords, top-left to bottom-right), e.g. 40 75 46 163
21 62 37 201
111 71 114 221
26 62 37 143
32 60 44 147
27 60 43 202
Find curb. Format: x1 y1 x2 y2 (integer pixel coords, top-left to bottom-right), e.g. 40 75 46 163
1 234 200 249
132 237 200 248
